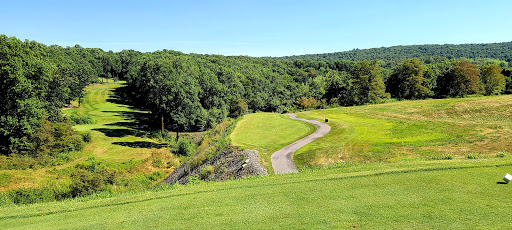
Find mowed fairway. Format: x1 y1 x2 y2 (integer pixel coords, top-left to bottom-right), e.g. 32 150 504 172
63 82 173 162
1 158 512 229
0 82 176 192
293 95 512 168
230 113 316 172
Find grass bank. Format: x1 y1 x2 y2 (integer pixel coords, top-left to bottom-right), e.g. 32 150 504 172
1 158 511 229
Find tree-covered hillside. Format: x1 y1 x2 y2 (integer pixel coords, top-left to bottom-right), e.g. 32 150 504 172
2 34 512 163
278 42 512 62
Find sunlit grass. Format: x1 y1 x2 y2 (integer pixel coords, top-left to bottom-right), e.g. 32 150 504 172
1 82 177 192
63 82 168 162
2 158 512 229
294 95 512 168
230 113 316 173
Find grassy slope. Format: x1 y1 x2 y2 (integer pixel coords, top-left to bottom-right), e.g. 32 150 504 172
294 95 512 168
0 82 178 192
230 113 316 173
1 158 512 229
62 82 171 161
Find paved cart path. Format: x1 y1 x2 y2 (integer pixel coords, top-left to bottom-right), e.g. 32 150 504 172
271 114 331 174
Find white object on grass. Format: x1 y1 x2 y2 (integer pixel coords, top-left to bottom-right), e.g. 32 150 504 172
503 173 512 183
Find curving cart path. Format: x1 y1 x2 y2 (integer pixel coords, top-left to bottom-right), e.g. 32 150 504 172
271 114 331 174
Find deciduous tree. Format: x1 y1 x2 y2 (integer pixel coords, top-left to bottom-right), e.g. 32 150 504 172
480 64 505 95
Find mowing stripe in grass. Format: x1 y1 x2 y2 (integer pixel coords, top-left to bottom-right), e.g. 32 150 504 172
3 158 511 221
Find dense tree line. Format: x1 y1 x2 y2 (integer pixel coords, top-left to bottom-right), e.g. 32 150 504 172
2 34 512 159
122 52 511 134
0 35 122 159
279 42 512 62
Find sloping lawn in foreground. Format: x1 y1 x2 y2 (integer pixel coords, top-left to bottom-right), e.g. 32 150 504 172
1 158 512 229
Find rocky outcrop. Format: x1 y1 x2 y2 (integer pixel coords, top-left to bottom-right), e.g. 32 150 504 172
163 147 268 185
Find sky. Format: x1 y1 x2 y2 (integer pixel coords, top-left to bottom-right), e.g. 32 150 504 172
2 0 511 57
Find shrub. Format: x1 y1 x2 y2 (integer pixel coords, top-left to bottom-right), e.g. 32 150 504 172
70 158 118 197
465 153 481 159
199 165 215 180
81 132 92 142
176 137 196 156
296 97 319 110
69 114 95 125
0 155 39 170
187 175 201 185
497 151 508 158
146 171 165 181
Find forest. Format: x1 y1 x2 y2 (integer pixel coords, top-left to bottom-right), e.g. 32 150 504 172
278 42 512 62
1 34 512 166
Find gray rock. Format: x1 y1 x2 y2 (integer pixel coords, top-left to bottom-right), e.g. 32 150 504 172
163 147 268 185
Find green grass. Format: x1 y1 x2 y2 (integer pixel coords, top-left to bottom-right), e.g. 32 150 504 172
0 82 179 192
1 158 512 229
62 82 170 162
293 95 512 168
230 113 316 173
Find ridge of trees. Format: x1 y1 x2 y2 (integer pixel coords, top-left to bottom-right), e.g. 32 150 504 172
278 42 512 62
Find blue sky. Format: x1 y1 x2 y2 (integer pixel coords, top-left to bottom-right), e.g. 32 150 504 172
2 0 511 57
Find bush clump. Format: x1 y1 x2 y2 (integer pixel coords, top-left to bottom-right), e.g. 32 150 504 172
497 151 508 158
176 137 196 156
199 165 215 180
428 153 454 160
81 132 92 142
69 114 95 125
465 153 481 159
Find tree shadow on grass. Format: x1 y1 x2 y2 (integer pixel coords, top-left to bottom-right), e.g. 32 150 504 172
102 110 154 133
103 84 155 132
92 128 141 138
112 141 166 149
106 85 138 108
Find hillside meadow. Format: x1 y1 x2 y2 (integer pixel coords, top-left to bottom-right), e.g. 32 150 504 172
293 95 512 168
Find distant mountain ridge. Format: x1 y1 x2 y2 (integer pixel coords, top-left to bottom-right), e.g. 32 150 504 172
277 42 512 62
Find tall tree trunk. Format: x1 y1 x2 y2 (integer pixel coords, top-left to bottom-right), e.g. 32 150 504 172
161 115 164 136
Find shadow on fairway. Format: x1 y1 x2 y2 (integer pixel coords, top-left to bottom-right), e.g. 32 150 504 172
92 128 141 138
112 141 167 149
